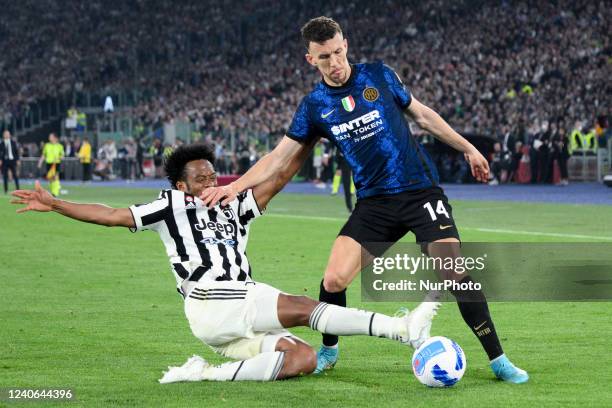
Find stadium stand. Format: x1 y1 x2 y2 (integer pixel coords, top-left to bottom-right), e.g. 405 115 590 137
1 0 609 182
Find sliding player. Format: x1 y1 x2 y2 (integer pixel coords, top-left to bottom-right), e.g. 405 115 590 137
12 144 439 382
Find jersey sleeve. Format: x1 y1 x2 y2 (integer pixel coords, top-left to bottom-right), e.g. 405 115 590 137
287 97 317 143
128 190 170 232
382 64 412 109
236 189 262 227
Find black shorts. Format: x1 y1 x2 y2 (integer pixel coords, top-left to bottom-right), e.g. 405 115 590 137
339 186 460 255
45 163 61 174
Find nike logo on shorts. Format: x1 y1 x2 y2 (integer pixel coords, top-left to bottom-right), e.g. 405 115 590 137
473 321 487 330
439 224 453 230
321 109 335 118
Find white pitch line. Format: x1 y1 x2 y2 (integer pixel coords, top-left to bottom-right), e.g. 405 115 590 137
267 213 346 223
266 213 612 241
471 227 612 241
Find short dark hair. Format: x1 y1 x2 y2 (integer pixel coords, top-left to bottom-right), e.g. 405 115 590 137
301 16 343 50
164 143 215 188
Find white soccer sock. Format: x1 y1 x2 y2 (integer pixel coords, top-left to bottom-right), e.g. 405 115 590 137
309 303 405 341
202 351 286 382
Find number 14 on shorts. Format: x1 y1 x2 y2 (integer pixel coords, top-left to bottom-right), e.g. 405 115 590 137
423 200 450 221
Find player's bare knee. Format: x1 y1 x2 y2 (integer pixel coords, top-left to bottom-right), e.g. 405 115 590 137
290 343 317 375
301 344 317 374
323 273 348 293
278 342 316 378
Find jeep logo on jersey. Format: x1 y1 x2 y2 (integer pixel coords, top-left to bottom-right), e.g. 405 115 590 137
194 219 236 236
363 87 379 102
331 110 381 136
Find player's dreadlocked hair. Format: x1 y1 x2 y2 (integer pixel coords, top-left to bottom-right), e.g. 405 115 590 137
301 16 343 50
164 143 215 188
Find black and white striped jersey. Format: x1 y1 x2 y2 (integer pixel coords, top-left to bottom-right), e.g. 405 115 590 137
129 189 262 296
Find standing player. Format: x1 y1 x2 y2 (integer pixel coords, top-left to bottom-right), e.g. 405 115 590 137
37 133 64 197
200 17 528 383
11 144 439 382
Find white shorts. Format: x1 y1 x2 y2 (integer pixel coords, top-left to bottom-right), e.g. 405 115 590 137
184 280 304 360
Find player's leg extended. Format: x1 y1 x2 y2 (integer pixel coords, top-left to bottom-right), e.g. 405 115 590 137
177 287 438 382
162 281 437 383
160 336 317 383
427 239 528 384
163 281 318 383
246 283 438 376
318 235 363 352
317 195 410 372
318 238 437 373
317 187 426 373
274 294 438 348
160 284 436 383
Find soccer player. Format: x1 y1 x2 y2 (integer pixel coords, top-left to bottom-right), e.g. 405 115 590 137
11 144 439 383
37 133 64 197
200 17 528 383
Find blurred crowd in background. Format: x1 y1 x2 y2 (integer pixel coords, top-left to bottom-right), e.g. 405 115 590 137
14 134 259 181
0 0 609 186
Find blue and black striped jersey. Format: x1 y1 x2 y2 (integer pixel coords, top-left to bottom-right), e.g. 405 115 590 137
288 62 438 199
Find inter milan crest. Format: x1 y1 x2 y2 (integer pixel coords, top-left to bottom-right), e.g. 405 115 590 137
341 95 356 112
363 87 379 102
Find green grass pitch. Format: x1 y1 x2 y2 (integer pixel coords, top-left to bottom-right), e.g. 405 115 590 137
1 185 611 407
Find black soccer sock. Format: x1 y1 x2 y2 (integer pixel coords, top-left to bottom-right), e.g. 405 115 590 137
318 279 346 347
450 276 504 361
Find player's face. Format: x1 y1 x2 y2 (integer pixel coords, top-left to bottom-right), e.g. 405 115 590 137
179 159 217 197
306 32 350 86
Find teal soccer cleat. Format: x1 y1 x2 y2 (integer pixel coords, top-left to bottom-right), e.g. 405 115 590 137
490 354 529 384
314 345 339 374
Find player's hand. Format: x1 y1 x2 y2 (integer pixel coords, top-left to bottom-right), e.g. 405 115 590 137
464 147 489 183
10 180 55 213
200 183 238 208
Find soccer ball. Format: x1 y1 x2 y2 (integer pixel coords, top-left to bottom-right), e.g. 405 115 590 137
412 336 466 387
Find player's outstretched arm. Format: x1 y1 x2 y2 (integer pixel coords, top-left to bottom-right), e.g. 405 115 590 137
11 180 135 228
406 97 489 183
252 137 317 209
200 136 310 207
